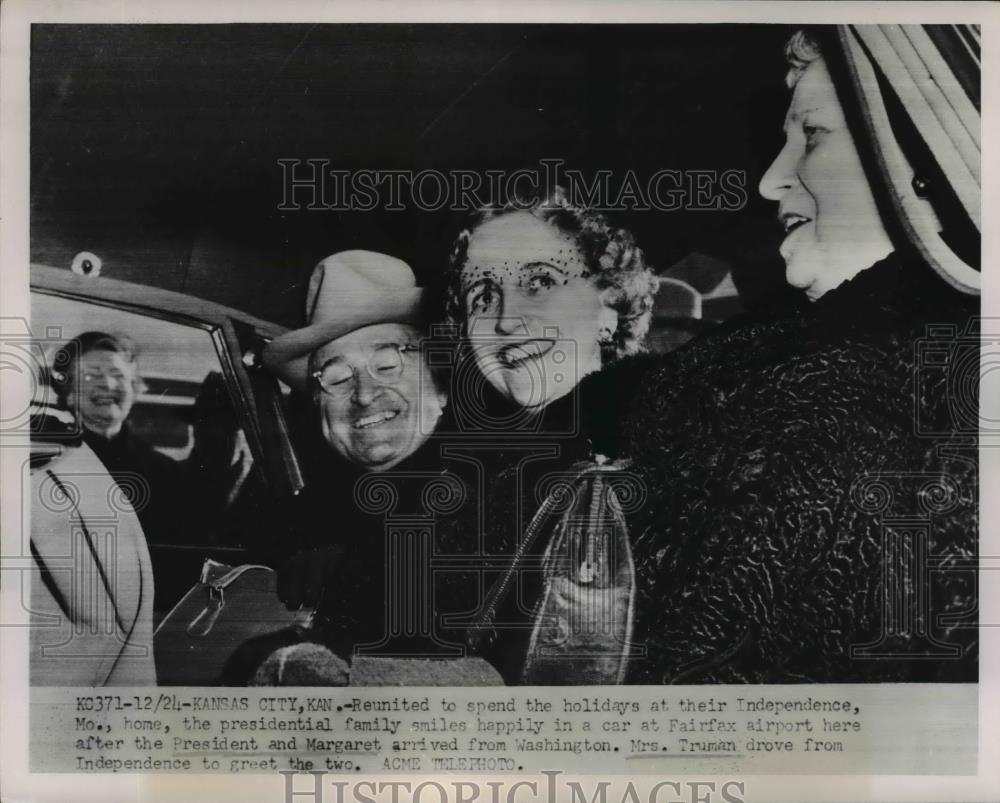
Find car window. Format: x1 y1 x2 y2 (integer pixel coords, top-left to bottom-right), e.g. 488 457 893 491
31 290 273 615
33 293 240 461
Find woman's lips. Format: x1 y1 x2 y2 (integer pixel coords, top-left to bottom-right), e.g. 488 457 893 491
498 339 555 368
778 218 814 265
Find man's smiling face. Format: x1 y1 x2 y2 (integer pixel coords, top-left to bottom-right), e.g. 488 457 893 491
312 323 446 471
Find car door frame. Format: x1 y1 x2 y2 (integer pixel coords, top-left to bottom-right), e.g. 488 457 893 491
29 263 304 503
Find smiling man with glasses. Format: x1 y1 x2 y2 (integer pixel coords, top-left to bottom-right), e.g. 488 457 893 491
254 251 465 672
266 250 448 472
310 330 443 471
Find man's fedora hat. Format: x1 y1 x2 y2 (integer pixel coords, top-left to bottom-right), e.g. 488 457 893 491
264 250 425 391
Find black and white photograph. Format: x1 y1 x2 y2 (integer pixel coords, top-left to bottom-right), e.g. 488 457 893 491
1 2 996 800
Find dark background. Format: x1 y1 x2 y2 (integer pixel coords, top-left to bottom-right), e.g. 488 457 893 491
31 23 801 327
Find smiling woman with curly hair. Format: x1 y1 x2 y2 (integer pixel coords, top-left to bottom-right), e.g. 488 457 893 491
444 186 658 412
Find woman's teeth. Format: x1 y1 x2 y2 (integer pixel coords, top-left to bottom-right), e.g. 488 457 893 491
354 410 399 429
781 213 811 234
500 340 553 367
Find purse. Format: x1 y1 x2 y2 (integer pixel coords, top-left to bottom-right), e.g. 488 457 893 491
467 457 638 685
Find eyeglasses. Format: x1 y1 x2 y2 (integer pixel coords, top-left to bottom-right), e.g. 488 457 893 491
311 343 420 397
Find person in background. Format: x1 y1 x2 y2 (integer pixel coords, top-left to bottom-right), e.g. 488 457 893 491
50 331 190 550
31 331 164 685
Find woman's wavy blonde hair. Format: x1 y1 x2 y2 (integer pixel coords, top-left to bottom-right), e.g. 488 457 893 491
784 29 823 89
444 185 658 360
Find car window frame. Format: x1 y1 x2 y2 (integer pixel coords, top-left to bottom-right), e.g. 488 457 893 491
29 263 303 501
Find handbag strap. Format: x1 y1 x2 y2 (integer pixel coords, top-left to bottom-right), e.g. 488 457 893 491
466 457 627 652
183 561 317 638
520 461 636 685
201 560 272 589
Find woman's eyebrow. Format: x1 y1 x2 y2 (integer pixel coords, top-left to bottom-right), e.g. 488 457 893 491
463 276 491 293
521 260 568 275
792 105 830 124
784 104 822 131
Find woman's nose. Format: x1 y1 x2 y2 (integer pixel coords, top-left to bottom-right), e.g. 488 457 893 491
759 139 798 201
494 314 529 336
494 297 530 337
